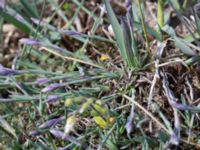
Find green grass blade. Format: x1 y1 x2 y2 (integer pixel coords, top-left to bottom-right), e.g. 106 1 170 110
133 21 162 41
0 10 32 34
0 116 17 139
103 0 126 57
103 0 133 66
193 10 200 36
20 0 39 18
174 37 197 56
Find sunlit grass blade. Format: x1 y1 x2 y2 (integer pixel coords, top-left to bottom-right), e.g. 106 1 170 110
103 0 127 62
157 0 164 28
121 17 140 67
103 0 139 67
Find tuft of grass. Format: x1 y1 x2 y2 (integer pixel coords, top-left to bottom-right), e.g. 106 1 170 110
1 0 200 149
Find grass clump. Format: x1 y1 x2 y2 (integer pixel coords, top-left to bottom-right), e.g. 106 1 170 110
1 0 200 149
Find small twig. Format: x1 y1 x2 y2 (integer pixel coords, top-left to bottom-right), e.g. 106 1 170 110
162 72 180 144
114 103 131 110
125 89 136 135
40 47 103 68
158 58 189 69
181 139 200 148
147 42 166 109
123 94 169 133
186 76 194 101
173 107 180 141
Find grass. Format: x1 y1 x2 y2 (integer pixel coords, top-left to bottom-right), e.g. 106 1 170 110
1 0 200 149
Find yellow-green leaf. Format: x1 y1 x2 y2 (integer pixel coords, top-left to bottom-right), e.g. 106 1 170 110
94 103 108 115
93 116 108 129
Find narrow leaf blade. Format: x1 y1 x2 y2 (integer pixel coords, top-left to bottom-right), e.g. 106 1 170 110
103 0 128 64
174 37 196 56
